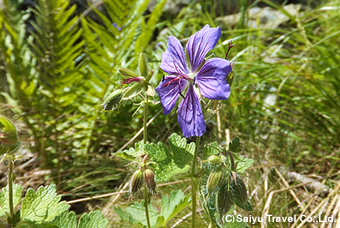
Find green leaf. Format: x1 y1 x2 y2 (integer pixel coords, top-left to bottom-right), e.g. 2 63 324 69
229 138 241 153
78 210 108 228
0 184 23 217
114 201 159 228
145 133 195 181
16 221 58 228
51 211 77 228
21 185 69 223
156 190 191 226
115 141 145 161
234 155 254 173
203 142 220 159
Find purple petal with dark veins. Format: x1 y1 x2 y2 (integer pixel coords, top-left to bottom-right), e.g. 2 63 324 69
195 58 231 100
160 36 188 75
178 84 206 138
186 25 221 73
155 76 189 115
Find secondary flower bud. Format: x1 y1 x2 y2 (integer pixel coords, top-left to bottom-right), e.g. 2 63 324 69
143 169 156 194
129 169 143 194
206 166 224 194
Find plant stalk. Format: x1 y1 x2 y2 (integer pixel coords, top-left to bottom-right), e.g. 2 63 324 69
144 186 151 228
143 94 151 228
8 158 14 220
191 136 201 228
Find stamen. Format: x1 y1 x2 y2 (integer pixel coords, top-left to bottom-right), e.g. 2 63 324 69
162 75 165 82
193 77 196 86
225 40 235 60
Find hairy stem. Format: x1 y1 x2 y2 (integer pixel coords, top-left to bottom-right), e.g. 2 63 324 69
143 94 151 228
144 186 151 228
191 136 201 228
8 158 14 220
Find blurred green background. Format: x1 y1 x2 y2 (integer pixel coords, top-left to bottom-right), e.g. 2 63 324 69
0 0 339 227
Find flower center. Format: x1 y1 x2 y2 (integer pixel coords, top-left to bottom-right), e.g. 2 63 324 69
187 72 196 80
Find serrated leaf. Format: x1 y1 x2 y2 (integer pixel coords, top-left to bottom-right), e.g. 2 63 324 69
16 221 58 228
234 155 254 173
157 190 191 226
0 184 23 217
203 142 220 159
21 185 69 223
229 138 241 153
78 210 108 228
114 201 158 228
51 211 77 228
115 141 145 161
145 133 195 181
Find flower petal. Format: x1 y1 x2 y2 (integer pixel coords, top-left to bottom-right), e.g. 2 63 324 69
155 76 189 115
178 84 206 138
160 36 188 75
195 58 231 100
186 25 221 72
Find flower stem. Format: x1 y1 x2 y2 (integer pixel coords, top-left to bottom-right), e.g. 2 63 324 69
143 94 151 228
143 95 148 144
8 158 14 220
191 136 201 228
144 186 151 228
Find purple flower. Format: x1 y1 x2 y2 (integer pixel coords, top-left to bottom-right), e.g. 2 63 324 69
155 25 232 138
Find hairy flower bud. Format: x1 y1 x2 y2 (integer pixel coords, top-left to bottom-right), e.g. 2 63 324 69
143 169 156 194
203 155 221 164
206 166 224 194
0 116 20 155
231 175 252 211
139 53 148 77
129 170 143 194
216 183 233 222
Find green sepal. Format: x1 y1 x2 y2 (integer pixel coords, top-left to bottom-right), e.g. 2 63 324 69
145 83 155 96
226 70 234 86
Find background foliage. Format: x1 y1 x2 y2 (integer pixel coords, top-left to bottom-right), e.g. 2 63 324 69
0 0 339 227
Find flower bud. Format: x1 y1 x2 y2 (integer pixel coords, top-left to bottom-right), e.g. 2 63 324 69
143 169 156 194
216 183 233 222
0 116 19 155
203 155 221 164
139 53 148 77
231 175 252 211
102 89 124 111
129 170 143 194
206 166 224 194
119 68 140 78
